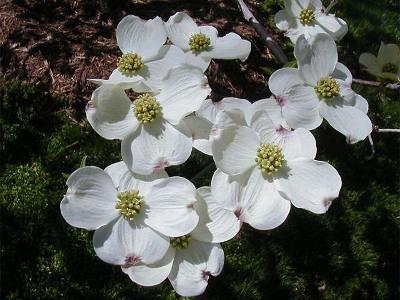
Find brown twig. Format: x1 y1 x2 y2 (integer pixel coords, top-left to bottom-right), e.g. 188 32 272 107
353 78 400 90
366 134 375 160
377 128 400 133
44 59 55 85
366 126 400 159
236 0 288 65
66 141 79 149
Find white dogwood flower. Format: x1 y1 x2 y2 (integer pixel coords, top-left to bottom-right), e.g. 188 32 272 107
275 0 347 43
190 169 291 243
90 15 185 90
122 230 223 297
212 109 342 214
185 97 251 155
60 162 199 268
191 102 317 241
165 12 251 71
120 216 224 297
268 33 372 143
86 65 211 175
359 42 400 82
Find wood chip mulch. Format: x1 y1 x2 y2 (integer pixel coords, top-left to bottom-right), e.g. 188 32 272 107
0 0 283 114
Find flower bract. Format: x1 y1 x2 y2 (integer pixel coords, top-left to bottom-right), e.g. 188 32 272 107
184 97 251 155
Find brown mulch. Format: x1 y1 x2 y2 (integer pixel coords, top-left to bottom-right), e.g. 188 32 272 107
0 0 283 112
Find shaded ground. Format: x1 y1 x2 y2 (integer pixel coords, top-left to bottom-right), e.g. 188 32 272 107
0 0 281 113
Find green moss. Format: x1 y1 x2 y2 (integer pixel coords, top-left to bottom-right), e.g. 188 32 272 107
0 162 50 218
0 79 63 166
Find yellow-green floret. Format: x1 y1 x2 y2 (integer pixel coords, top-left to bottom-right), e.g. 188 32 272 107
115 190 144 220
299 8 316 25
382 63 398 73
255 144 285 175
314 76 340 100
117 53 144 75
189 33 211 52
133 93 162 123
171 235 191 249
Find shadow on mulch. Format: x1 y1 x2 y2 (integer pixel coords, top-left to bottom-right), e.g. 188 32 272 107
1 0 281 112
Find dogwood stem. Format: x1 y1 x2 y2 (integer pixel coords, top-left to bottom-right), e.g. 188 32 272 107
236 0 288 64
378 129 400 133
325 0 338 14
367 128 400 159
353 78 400 90
366 134 375 160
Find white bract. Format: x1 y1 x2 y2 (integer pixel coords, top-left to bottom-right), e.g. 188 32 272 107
165 12 251 71
60 162 199 268
190 169 290 243
122 234 223 297
212 108 342 214
359 42 400 82
209 98 318 161
90 15 185 90
244 97 318 159
86 65 211 175
185 97 251 155
268 33 372 143
275 0 347 43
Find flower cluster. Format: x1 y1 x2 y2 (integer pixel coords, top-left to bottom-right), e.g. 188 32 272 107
61 8 373 297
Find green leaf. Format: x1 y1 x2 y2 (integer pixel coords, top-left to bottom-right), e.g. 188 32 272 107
80 155 87 168
260 66 275 76
284 60 298 68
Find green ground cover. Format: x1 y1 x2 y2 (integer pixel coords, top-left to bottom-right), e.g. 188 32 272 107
1 0 399 299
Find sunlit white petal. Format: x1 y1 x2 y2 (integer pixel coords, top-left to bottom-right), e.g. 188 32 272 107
319 100 372 143
144 177 199 237
191 187 240 243
295 34 338 86
139 45 186 90
158 66 211 125
184 115 213 155
166 12 199 51
122 247 175 286
60 167 119 230
212 125 259 176
169 240 224 297
122 120 192 175
205 32 251 62
197 98 251 124
93 217 169 265
240 168 291 230
86 85 139 140
116 15 166 61
282 85 322 129
275 158 342 214
315 15 348 41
